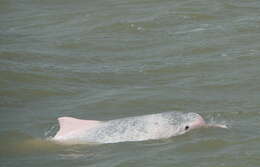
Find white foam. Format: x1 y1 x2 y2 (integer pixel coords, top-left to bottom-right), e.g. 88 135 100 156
207 118 229 129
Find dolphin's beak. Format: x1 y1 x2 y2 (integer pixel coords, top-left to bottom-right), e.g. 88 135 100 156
207 124 228 129
199 115 228 129
191 114 228 129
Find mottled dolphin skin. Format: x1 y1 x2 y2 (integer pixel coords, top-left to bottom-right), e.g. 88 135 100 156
52 111 222 144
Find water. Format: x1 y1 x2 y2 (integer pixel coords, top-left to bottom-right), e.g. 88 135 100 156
1 0 260 166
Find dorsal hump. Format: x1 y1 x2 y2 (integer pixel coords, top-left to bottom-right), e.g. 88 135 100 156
54 117 101 138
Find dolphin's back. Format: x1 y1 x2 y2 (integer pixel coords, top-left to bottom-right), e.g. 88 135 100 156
81 112 181 143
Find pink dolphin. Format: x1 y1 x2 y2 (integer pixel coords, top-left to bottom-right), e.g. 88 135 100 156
52 111 226 144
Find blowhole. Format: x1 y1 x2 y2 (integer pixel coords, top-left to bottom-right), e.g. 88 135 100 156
185 126 189 130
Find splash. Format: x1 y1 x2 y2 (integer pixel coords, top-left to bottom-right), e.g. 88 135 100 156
44 124 59 138
206 118 229 129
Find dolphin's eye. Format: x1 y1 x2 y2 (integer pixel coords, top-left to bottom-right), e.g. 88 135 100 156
185 126 189 130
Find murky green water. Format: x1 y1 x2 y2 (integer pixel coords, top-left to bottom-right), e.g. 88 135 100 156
1 0 260 166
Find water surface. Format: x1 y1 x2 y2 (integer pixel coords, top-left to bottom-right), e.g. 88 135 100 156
1 0 260 166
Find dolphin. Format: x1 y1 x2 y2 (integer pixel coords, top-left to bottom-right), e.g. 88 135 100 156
52 111 226 144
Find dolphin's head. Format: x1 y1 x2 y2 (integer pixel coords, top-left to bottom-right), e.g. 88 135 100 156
177 112 206 135
163 112 206 136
